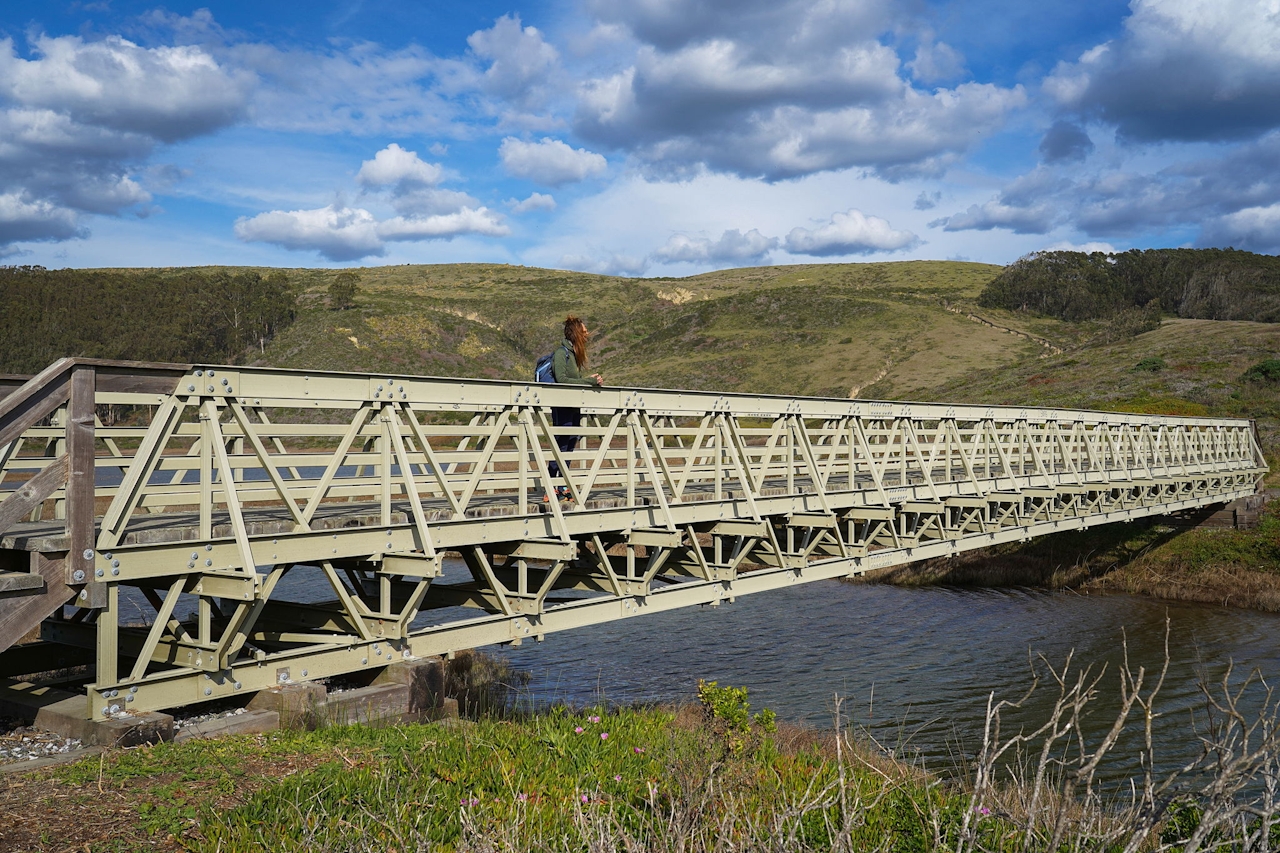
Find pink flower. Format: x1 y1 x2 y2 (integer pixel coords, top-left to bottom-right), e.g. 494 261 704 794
600 732 609 740
574 726 584 734
614 774 622 782
589 715 601 723
581 794 589 803
633 746 645 754
517 793 529 803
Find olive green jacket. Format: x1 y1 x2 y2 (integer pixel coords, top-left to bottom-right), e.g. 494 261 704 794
552 338 595 386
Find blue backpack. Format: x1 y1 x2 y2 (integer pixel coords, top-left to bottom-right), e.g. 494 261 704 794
535 343 571 383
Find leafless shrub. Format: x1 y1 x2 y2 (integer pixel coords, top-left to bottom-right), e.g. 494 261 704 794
953 617 1280 853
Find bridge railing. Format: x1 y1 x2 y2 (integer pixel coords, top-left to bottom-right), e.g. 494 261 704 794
0 361 1265 540
0 359 1267 718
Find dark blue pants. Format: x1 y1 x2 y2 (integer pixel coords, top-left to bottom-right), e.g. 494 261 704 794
547 407 580 479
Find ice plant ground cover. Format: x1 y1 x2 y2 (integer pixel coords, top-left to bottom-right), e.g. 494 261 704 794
6 667 1280 852
15 693 985 852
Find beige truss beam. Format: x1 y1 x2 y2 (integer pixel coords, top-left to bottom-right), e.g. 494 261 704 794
0 358 1264 719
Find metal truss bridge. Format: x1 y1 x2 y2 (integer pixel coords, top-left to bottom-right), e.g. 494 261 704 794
0 359 1267 720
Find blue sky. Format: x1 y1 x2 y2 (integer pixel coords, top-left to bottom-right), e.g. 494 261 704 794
3 0 1279 274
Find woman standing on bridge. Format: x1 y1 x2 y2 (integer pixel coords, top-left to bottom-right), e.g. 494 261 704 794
548 315 603 499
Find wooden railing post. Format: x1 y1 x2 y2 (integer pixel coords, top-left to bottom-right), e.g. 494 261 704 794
67 364 98 603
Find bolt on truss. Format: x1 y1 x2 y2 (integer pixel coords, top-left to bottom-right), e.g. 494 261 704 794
0 359 1267 718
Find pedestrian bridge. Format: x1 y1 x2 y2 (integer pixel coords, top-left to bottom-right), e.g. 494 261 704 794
0 359 1267 720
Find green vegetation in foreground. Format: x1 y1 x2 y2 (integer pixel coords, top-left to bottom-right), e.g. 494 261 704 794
9 676 1280 853
8 691 978 853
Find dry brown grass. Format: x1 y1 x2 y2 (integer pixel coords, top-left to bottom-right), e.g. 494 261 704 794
1087 559 1280 611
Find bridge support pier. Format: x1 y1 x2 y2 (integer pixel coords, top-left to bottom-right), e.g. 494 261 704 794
35 702 174 747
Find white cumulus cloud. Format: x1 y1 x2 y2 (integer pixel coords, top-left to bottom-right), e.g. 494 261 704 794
356 143 443 188
908 38 967 85
236 201 510 260
0 34 251 141
467 14 560 107
559 251 649 276
652 228 777 264
236 142 512 260
573 0 1024 181
784 210 920 256
0 193 83 244
234 204 383 262
1044 0 1280 143
936 199 1058 235
499 137 607 186
376 208 509 241
508 192 556 213
1199 204 1280 253
0 32 250 249
1044 240 1118 254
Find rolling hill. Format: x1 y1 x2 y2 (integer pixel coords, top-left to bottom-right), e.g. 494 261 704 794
5 257 1278 606
252 261 1278 458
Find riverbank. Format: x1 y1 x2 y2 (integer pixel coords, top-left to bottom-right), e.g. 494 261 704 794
4 671 1280 853
0 693 949 852
864 496 1280 612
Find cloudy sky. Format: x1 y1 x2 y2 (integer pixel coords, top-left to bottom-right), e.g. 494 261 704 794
3 0 1279 274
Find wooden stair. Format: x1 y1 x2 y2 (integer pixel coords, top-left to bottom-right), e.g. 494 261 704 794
0 555 73 653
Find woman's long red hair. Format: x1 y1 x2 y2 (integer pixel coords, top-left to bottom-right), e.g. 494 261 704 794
564 315 588 369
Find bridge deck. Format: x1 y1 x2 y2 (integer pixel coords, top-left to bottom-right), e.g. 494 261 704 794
0 359 1266 719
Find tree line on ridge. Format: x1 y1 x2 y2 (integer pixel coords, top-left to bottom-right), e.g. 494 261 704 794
0 266 297 375
979 248 1280 328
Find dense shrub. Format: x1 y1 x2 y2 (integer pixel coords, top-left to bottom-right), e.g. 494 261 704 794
0 266 298 373
979 248 1280 327
1243 359 1280 382
1134 356 1167 372
328 271 359 310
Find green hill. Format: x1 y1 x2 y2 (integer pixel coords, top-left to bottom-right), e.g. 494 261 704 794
5 257 1269 461
5 257 1279 607
260 261 1279 453
5 258 1276 464
261 260 1041 400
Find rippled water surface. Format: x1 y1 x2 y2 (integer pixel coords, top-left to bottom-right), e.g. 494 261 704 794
125 568 1280 782
489 581 1280 780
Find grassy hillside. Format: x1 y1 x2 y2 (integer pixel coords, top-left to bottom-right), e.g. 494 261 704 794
244 257 1274 610
10 257 1279 605
10 256 1267 482
62 258 1275 464
252 261 1276 433
254 260 1047 400
920 318 1280 454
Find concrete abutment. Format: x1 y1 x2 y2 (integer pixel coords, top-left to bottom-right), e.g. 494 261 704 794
2 655 461 762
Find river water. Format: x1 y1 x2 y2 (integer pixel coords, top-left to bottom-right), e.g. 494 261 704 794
118 564 1279 786
488 580 1280 784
